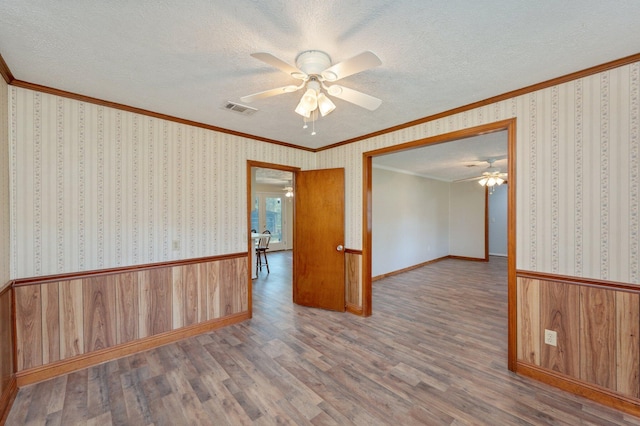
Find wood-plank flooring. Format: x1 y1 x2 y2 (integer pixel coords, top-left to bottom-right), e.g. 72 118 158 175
6 252 640 425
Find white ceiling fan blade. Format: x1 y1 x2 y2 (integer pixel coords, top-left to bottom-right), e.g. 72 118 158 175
250 52 307 79
240 85 300 103
328 85 382 111
321 51 382 82
454 176 484 183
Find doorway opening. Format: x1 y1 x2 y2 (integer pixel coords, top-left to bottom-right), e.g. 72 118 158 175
246 161 300 316
362 119 517 370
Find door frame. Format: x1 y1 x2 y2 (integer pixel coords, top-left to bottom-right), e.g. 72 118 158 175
246 160 301 317
362 118 517 370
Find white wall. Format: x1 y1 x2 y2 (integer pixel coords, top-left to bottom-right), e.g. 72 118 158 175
372 168 449 277
449 181 485 258
489 184 508 256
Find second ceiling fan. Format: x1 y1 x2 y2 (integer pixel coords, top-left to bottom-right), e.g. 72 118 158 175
240 50 382 118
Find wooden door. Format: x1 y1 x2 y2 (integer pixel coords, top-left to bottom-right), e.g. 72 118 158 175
293 168 346 311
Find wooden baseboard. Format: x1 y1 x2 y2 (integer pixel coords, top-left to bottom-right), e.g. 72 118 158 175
372 256 449 281
0 376 17 425
447 255 488 262
16 311 250 387
346 302 364 316
516 362 640 418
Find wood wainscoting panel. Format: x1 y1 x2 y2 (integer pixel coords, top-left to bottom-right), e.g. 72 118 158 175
0 285 16 423
517 277 540 364
517 271 640 404
41 282 60 364
345 250 362 314
13 253 250 382
232 257 249 314
59 279 84 360
616 291 640 398
171 266 185 329
202 260 220 320
540 280 580 376
579 286 616 390
15 285 42 370
226 257 248 315
181 263 200 326
146 267 173 336
115 272 139 344
83 275 116 352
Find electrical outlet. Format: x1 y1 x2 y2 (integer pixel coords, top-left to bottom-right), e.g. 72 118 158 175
172 240 180 251
544 329 557 347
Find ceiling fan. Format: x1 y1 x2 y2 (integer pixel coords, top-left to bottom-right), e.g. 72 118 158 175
456 158 508 188
240 50 382 118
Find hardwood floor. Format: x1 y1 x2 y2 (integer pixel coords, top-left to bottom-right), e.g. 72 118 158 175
6 252 640 425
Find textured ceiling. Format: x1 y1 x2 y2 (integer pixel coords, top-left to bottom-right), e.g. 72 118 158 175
373 131 508 182
1 1 639 151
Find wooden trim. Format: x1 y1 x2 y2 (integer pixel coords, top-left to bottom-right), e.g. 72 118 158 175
484 186 489 261
11 285 17 385
12 252 247 287
362 154 373 317
9 79 314 153
317 52 640 151
247 161 254 318
517 362 640 418
447 255 487 263
506 118 517 371
246 161 302 173
0 283 11 298
362 118 518 368
4 52 639 153
365 120 513 158
16 311 250 387
0 376 17 425
372 256 449 281
344 248 362 255
345 302 364 316
516 270 640 294
0 53 14 84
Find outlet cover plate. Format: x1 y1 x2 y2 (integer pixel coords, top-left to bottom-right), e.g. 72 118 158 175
544 329 557 346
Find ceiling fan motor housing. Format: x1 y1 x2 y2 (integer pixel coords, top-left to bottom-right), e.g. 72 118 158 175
295 50 332 76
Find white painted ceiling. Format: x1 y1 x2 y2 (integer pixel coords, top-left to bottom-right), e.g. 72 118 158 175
373 131 508 182
1 1 639 152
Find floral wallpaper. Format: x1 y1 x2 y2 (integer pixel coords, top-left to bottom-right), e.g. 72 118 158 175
0 77 9 288
8 61 640 284
9 87 315 278
317 62 640 284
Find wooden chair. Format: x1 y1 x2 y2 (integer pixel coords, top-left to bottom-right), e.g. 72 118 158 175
255 230 271 275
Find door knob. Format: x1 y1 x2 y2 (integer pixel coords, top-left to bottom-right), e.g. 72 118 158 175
336 245 344 251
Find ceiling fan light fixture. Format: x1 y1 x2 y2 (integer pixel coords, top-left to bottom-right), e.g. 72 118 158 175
478 177 488 186
317 93 336 116
295 101 312 118
295 89 318 117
